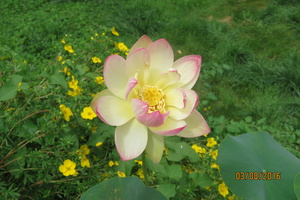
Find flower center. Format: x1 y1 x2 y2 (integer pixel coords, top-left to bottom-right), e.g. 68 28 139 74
138 85 166 113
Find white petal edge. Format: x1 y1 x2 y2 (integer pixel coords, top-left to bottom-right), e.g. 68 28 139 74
149 117 187 136
165 88 187 109
115 119 148 161
167 89 198 120
177 110 211 138
128 35 153 56
96 95 134 126
147 39 174 83
145 131 165 163
90 89 113 113
103 55 128 99
172 55 201 89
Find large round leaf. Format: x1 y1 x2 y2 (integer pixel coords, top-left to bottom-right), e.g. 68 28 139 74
80 177 167 200
294 172 300 199
218 131 300 200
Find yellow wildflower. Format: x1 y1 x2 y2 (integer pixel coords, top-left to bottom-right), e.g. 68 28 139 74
92 56 102 63
81 156 91 168
76 145 90 156
218 182 229 197
59 104 73 121
134 160 143 165
91 37 94 40
59 159 77 176
117 171 126 177
210 149 218 160
95 33 99 37
67 86 82 97
96 142 103 147
211 163 220 170
191 144 206 154
94 76 104 84
57 56 63 61
111 27 119 36
136 168 144 179
64 45 74 53
116 42 129 53
114 161 119 166
68 76 78 89
61 38 66 44
206 137 217 147
81 107 97 120
108 161 115 167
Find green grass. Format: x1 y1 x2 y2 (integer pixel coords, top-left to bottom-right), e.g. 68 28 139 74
0 0 300 199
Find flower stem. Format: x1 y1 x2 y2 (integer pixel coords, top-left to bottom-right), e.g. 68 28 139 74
142 152 150 186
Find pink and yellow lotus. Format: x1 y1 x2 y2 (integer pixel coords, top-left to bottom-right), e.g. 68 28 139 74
91 35 210 163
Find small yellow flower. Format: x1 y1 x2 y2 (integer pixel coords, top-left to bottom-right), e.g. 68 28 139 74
134 160 143 165
81 107 97 120
117 171 126 177
210 149 218 160
111 27 119 36
136 168 144 179
57 56 63 61
108 161 115 167
191 144 206 154
96 142 103 147
61 38 66 44
114 161 119 166
218 182 229 197
64 45 75 53
59 104 73 121
206 137 217 147
91 37 94 40
228 195 235 200
81 156 91 168
59 159 77 176
92 56 102 63
116 42 129 53
95 33 99 37
211 163 220 170
68 76 78 89
77 145 90 156
94 76 104 84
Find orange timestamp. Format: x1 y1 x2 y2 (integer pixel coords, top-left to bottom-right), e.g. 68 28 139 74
235 172 281 180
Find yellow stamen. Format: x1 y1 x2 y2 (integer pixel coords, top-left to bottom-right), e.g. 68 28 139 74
138 85 166 113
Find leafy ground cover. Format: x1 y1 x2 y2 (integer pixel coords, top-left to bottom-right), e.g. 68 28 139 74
0 0 299 199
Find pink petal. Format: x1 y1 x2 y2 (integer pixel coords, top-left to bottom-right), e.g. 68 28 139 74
147 39 174 83
115 119 148 161
131 98 169 127
172 55 201 89
128 35 153 56
167 89 198 120
145 131 164 163
177 110 211 138
96 95 134 126
149 117 187 136
131 98 149 117
104 55 128 99
165 88 187 109
125 77 138 100
126 48 151 85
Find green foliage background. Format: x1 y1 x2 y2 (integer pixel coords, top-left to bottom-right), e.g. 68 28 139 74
0 0 299 199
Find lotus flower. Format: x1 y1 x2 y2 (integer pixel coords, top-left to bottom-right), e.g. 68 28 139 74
91 35 210 163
